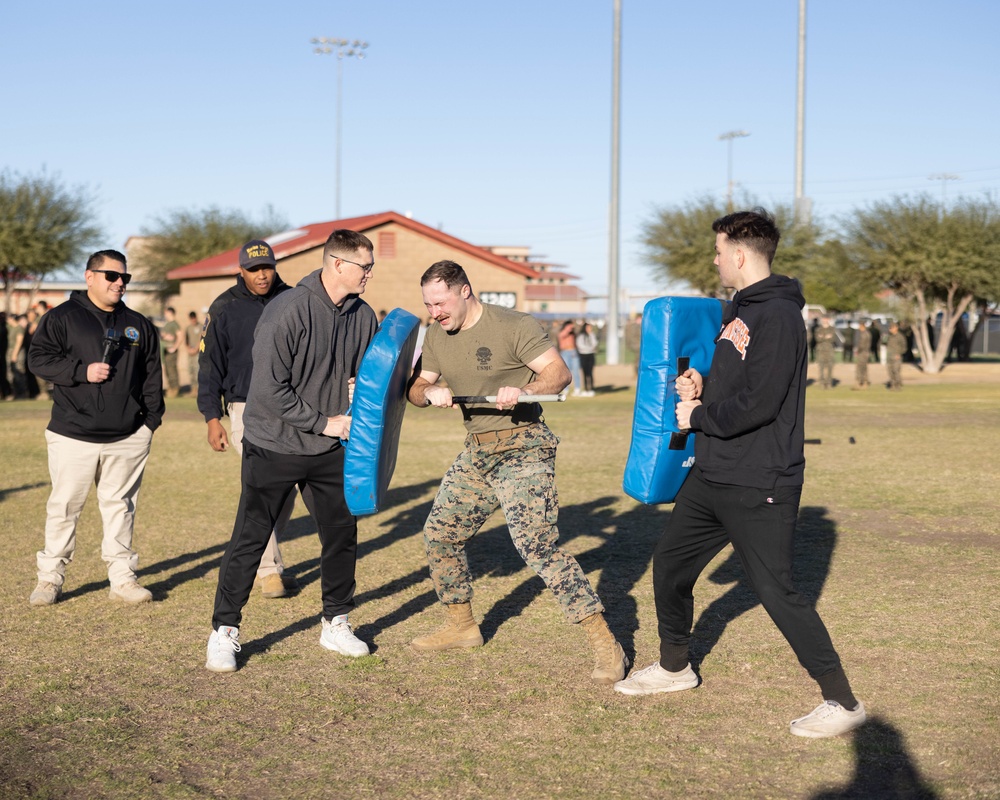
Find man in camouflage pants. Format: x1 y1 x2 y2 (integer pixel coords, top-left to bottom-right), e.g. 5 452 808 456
814 316 837 389
853 320 871 390
406 260 627 685
886 321 907 390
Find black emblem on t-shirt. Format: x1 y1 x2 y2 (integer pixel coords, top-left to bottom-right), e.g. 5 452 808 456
476 346 493 371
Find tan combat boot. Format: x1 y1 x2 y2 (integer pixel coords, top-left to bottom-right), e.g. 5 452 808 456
412 602 484 651
580 612 628 684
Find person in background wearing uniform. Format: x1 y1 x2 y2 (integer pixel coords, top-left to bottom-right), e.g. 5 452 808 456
406 260 627 685
27 250 163 606
886 321 907 390
160 307 181 398
614 209 865 739
205 230 378 672
814 316 836 389
184 311 201 392
198 240 301 600
852 320 871 390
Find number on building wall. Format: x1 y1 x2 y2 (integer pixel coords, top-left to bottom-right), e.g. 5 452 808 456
480 292 516 308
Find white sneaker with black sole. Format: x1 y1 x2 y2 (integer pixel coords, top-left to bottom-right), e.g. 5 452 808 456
790 700 867 738
320 615 370 657
613 662 700 695
206 626 241 673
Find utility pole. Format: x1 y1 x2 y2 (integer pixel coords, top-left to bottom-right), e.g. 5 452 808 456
311 37 368 220
928 173 960 211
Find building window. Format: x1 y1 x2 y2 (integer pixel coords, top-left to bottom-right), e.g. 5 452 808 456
379 231 396 258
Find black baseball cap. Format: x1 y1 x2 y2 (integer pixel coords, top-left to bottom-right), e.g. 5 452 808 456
239 240 277 270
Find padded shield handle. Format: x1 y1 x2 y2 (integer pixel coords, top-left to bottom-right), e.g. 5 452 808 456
668 357 691 451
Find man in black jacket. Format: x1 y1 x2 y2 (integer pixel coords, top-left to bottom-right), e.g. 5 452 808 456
198 239 300 599
614 209 865 739
27 250 163 606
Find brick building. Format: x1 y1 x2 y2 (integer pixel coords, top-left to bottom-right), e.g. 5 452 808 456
165 211 587 320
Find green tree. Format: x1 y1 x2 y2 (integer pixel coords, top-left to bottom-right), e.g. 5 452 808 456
640 195 728 297
0 170 103 313
843 194 1000 373
640 197 874 311
134 205 289 300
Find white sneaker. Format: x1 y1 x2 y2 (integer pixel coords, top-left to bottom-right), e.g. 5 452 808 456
206 626 241 672
320 615 370 657
790 700 866 738
613 662 700 696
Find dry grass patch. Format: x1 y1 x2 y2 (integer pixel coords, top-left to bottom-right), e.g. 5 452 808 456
2 373 999 798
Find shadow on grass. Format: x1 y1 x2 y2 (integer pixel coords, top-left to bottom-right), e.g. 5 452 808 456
810 716 939 799
121 478 439 601
0 481 48 501
688 505 838 667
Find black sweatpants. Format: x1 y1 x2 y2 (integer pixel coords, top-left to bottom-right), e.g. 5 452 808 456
652 469 842 680
212 440 358 630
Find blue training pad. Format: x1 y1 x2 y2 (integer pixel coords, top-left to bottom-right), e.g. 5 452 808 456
344 308 421 515
623 296 723 504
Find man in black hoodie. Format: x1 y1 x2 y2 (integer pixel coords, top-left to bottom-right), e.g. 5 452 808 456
614 209 865 739
198 239 300 599
27 250 163 606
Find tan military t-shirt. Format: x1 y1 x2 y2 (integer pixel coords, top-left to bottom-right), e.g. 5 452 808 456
421 303 554 434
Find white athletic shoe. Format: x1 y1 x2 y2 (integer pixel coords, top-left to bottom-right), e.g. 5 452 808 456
206 626 241 673
790 700 867 738
613 662 700 696
320 615 370 657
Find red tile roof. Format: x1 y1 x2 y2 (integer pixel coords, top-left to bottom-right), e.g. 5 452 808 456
166 211 540 280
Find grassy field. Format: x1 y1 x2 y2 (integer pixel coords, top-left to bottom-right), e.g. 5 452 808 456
1 363 998 799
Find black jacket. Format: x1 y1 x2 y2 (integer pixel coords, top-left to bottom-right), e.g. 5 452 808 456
197 274 290 422
689 274 807 489
28 291 164 443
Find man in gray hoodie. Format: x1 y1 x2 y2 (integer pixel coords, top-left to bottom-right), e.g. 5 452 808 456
205 229 379 672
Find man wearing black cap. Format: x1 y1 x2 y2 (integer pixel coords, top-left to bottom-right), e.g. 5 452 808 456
198 239 300 599
206 229 378 672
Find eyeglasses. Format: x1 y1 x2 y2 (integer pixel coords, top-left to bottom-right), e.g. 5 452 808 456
91 269 132 286
331 254 375 273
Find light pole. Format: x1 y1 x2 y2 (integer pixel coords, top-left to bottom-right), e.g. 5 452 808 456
311 37 368 220
794 0 808 224
606 0 622 365
718 130 750 212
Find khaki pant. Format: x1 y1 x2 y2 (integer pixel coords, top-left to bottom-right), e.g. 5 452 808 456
228 402 309 578
37 427 153 587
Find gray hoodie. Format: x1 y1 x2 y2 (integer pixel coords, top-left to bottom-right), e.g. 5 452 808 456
242 269 378 456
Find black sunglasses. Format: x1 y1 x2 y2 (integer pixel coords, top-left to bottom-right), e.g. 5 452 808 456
91 269 132 286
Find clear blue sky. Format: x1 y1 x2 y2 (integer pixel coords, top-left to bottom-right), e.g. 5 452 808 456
3 1 997 305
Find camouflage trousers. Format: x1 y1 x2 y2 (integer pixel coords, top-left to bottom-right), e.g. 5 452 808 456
422 423 603 624
854 357 869 386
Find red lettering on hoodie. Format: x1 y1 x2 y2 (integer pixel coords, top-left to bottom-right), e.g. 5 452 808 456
718 317 750 360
